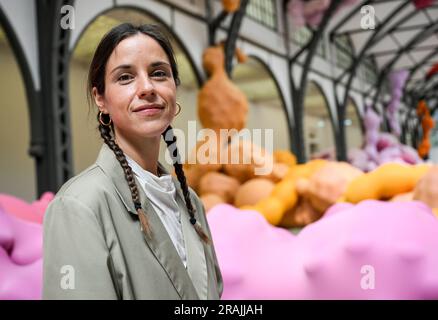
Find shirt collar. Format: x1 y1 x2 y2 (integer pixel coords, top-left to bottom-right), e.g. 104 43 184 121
95 143 186 215
125 154 175 193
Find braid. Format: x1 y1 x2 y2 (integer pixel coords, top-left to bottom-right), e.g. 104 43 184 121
162 125 210 244
98 113 152 238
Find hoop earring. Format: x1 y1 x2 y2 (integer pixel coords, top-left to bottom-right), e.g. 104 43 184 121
175 102 182 116
99 111 112 126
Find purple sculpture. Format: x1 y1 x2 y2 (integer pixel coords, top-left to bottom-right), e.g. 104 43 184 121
363 106 381 163
208 201 438 299
386 70 409 137
288 0 358 28
0 206 43 299
347 106 423 171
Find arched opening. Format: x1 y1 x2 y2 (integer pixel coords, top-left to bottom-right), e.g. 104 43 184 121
303 81 336 159
409 117 421 149
0 23 36 201
345 97 364 150
232 56 290 151
69 7 201 174
404 116 414 147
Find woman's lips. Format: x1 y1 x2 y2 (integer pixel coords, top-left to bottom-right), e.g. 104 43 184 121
133 105 164 116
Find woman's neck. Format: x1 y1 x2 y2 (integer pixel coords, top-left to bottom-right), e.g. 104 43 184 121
115 134 161 176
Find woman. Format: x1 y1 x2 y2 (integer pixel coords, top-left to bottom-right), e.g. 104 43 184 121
43 23 223 299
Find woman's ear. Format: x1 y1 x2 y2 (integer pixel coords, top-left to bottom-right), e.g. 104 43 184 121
92 87 107 113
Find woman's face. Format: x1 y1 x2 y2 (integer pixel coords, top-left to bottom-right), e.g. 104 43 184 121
94 33 177 141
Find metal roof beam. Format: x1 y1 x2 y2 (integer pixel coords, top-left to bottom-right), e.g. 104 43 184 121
370 21 438 107
404 46 438 91
330 0 374 36
288 0 343 162
334 0 411 83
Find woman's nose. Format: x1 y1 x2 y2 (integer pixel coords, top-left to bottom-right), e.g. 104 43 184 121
137 75 155 98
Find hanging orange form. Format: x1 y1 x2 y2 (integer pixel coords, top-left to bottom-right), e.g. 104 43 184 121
416 100 435 159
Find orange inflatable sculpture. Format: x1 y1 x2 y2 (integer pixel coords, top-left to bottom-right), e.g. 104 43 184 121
198 42 249 133
222 0 241 12
344 163 431 203
416 100 435 159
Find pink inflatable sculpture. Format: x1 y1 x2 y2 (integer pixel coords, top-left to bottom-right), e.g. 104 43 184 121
208 201 438 299
0 206 43 299
0 192 53 299
0 192 54 224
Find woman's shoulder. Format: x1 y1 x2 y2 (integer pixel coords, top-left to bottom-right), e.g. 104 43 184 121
58 164 106 193
49 163 114 213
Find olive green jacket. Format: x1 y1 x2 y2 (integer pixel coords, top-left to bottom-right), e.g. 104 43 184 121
43 144 223 300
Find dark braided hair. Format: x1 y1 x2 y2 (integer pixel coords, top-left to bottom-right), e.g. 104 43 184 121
162 125 210 243
97 114 152 237
89 23 209 244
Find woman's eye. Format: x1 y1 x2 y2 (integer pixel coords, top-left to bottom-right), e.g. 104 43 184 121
118 74 133 82
152 70 168 78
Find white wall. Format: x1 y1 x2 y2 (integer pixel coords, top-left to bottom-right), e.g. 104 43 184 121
0 42 36 201
246 100 290 151
304 114 336 158
69 59 102 174
0 0 39 90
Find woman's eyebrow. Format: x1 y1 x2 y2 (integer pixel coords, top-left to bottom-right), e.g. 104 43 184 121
110 62 169 74
110 64 131 75
150 61 170 68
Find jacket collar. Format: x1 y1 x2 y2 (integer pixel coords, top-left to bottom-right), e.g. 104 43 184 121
95 143 207 299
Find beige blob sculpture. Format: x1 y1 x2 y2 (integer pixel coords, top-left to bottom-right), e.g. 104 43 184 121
183 139 225 192
279 197 322 228
413 165 438 216
391 192 414 202
296 161 364 214
198 171 240 204
200 193 227 213
240 159 327 226
234 178 275 207
223 137 274 183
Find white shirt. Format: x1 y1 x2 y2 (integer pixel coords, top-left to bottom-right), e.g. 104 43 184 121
125 155 187 268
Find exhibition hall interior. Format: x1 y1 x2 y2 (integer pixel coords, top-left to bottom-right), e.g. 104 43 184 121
1 0 438 299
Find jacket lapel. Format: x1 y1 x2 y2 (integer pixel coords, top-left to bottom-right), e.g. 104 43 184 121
95 144 199 299
170 173 208 300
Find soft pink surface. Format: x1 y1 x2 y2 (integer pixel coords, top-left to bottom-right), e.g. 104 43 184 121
208 201 438 299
